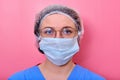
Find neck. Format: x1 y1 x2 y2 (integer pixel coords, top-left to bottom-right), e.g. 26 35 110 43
39 59 75 75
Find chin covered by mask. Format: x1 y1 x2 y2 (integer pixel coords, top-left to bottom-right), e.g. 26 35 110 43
39 36 79 66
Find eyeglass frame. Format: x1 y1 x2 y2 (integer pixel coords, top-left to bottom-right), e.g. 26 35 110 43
38 26 79 38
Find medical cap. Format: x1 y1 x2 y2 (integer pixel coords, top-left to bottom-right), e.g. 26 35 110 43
34 5 84 37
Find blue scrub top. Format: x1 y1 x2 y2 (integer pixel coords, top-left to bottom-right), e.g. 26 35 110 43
8 65 105 80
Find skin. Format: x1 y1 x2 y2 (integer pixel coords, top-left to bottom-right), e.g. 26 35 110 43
38 14 78 80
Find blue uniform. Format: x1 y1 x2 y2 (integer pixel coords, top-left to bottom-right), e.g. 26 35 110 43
8 65 105 80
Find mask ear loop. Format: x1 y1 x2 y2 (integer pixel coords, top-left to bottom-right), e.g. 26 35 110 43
37 36 41 41
35 33 45 54
37 36 45 54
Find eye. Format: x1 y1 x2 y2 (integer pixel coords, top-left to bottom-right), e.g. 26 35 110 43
44 28 54 34
41 27 55 36
62 28 73 35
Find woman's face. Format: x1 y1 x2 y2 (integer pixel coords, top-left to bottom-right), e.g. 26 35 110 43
39 14 78 38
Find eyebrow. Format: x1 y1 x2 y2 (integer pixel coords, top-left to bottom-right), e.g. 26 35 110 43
40 26 75 29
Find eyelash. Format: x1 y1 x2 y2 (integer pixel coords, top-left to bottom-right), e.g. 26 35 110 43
44 30 53 34
63 30 72 34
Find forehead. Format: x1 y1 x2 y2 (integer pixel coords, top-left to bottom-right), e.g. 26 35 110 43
40 14 76 29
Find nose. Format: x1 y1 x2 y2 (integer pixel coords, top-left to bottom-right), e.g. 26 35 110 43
55 31 62 38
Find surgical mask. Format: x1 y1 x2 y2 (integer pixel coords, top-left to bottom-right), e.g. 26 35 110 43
39 36 79 66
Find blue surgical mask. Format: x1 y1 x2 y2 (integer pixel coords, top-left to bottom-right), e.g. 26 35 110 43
39 36 79 66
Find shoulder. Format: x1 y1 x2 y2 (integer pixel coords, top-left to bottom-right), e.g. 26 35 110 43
8 66 38 80
75 65 105 80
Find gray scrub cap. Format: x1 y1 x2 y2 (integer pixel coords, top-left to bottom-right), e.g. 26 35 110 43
34 5 84 37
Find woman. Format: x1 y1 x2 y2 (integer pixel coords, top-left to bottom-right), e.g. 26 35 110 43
8 5 105 80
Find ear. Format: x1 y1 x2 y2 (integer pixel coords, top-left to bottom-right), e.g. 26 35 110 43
34 36 40 50
35 36 44 54
80 18 84 38
77 25 84 46
78 18 84 46
77 33 81 46
35 36 40 49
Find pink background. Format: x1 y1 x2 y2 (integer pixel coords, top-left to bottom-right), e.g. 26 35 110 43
0 0 120 80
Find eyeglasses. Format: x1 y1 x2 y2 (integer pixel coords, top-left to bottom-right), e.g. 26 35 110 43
39 27 78 38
